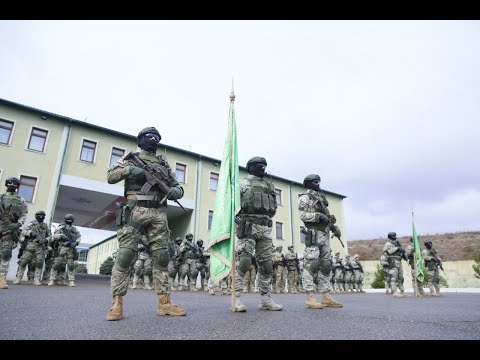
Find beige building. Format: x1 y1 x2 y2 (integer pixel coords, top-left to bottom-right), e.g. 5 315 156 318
0 97 347 275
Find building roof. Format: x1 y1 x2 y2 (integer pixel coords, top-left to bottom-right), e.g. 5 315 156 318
0 97 346 199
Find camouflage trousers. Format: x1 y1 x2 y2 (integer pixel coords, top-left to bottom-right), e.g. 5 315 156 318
287 269 298 293
243 265 256 292
383 268 391 291
167 260 182 288
410 268 425 294
180 258 199 287
234 223 274 296
353 269 364 290
388 258 404 291
111 206 171 297
0 234 17 277
302 230 332 293
333 268 344 291
50 246 76 281
134 256 152 278
427 268 440 293
16 244 45 280
273 265 286 293
344 271 353 290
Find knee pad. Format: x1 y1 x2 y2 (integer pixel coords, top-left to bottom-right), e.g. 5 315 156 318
319 259 331 276
258 259 273 277
67 262 75 272
18 257 30 268
35 258 44 270
143 267 152 277
238 253 252 274
115 248 136 272
305 259 319 275
1 248 12 261
53 261 64 272
152 249 170 269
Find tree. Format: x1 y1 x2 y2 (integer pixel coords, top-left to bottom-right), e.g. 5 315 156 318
371 263 385 289
99 257 114 275
75 263 88 274
473 253 480 280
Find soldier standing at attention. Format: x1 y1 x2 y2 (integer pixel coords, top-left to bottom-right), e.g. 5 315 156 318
0 177 28 289
383 232 407 297
422 240 442 297
405 237 426 297
232 156 283 312
285 245 299 294
298 174 343 309
106 127 186 320
380 251 392 294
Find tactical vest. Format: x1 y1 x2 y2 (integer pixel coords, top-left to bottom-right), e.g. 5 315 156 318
0 193 24 222
240 178 277 216
299 191 329 227
286 253 298 270
26 221 49 241
124 153 169 196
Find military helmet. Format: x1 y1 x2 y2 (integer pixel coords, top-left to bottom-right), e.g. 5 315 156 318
175 236 183 243
303 174 321 187
288 245 294 251
186 232 193 239
137 127 161 142
335 251 340 256
387 232 397 240
354 254 359 259
246 156 267 171
64 214 74 221
196 239 204 247
345 254 350 258
424 240 432 247
276 245 283 251
5 176 20 186
35 210 46 216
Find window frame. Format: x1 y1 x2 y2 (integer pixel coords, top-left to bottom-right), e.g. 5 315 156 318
275 221 284 240
109 146 126 168
209 171 219 191
79 138 98 164
26 126 49 153
0 118 15 146
208 210 214 230
275 188 282 206
18 174 39 203
175 162 187 184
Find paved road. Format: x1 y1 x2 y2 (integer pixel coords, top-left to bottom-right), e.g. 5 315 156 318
1 274 479 340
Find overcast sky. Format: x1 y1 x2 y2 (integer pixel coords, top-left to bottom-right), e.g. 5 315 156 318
1 20 479 241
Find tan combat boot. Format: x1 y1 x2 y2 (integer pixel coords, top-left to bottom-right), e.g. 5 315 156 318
233 297 247 312
157 294 186 316
47 279 55 286
132 275 138 289
259 294 283 311
0 276 8 289
322 292 343 308
69 280 75 287
305 291 323 309
34 278 42 286
144 276 153 290
208 288 215 295
13 275 22 285
190 284 198 292
106 296 123 321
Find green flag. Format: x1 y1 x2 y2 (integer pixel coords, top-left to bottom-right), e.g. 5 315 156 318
412 220 425 283
208 90 241 283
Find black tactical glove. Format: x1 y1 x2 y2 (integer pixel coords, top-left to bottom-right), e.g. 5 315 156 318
332 226 341 238
316 213 330 224
129 166 145 181
166 187 183 200
7 223 22 230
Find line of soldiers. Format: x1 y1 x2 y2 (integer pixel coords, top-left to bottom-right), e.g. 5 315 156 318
0 176 82 289
381 231 443 297
331 252 365 293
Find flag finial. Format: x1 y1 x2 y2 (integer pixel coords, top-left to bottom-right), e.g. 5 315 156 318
230 78 235 102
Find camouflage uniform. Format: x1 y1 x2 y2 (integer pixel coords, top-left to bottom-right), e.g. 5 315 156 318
106 128 186 320
383 234 406 297
179 235 200 291
0 179 28 289
422 245 441 296
243 253 257 293
342 255 354 292
14 216 51 286
298 178 342 308
233 161 283 312
132 242 153 290
296 258 305 292
168 238 184 290
380 252 392 294
196 241 207 291
285 246 299 293
332 253 344 293
351 255 365 292
272 246 286 294
405 243 426 296
48 219 81 287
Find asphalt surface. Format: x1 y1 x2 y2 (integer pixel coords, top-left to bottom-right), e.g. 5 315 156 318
1 274 479 340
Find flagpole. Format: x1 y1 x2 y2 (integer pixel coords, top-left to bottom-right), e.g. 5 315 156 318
230 86 237 312
412 209 419 298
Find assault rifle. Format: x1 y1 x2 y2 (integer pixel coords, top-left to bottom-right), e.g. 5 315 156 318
125 152 187 213
431 249 446 275
61 226 76 247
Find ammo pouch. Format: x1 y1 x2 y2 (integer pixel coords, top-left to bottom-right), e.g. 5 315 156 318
236 220 253 239
304 229 317 247
426 260 437 271
115 202 129 226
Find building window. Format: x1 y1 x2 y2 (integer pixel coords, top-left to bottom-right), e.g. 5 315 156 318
276 222 283 240
80 139 97 163
78 251 88 262
275 189 282 205
176 163 186 183
300 226 306 244
18 175 37 203
209 172 219 191
27 127 48 152
109 147 125 167
0 119 14 145
208 210 213 230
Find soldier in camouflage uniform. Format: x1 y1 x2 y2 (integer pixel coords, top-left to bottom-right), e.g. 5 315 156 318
0 177 28 289
383 232 406 297
168 237 184 291
243 253 257 293
106 127 186 320
179 233 200 291
422 240 441 297
14 210 51 286
196 239 207 291
296 256 305 293
332 252 344 293
299 174 343 309
342 254 354 292
405 237 426 297
272 245 286 294
351 254 365 293
48 214 81 287
233 156 283 312
285 245 299 293
379 251 392 294
132 241 153 290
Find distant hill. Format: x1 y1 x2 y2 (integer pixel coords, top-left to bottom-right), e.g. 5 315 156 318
347 231 480 261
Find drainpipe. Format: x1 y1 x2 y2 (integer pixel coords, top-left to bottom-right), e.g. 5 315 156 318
193 155 203 238
47 119 72 226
